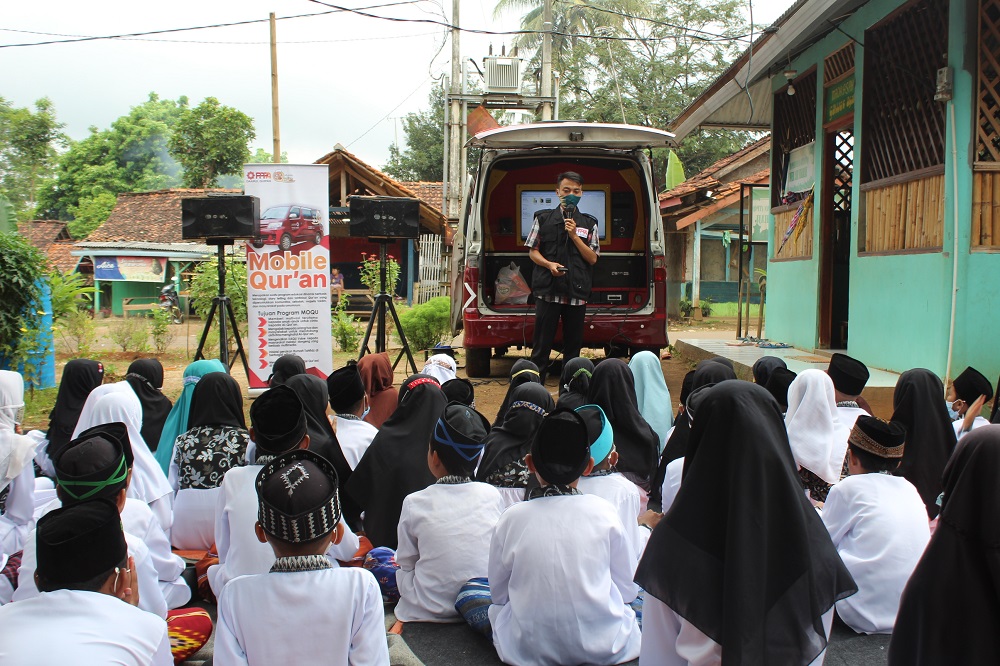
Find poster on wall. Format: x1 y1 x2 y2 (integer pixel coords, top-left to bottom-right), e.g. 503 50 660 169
243 164 332 391
784 142 816 194
94 256 166 282
750 188 770 243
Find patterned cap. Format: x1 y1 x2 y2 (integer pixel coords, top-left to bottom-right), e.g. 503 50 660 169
849 416 906 459
256 449 341 543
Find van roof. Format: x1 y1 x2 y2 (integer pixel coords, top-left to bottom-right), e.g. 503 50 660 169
467 122 675 149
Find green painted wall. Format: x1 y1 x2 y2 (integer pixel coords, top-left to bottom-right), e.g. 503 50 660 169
110 281 162 316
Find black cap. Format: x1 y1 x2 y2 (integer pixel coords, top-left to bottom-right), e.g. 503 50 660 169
36 499 127 587
433 402 490 461
327 363 366 413
71 422 133 469
765 367 797 411
256 449 341 543
267 354 306 387
530 408 591 485
850 416 906 459
250 385 308 455
953 366 994 403
442 378 475 407
55 430 128 503
827 353 870 396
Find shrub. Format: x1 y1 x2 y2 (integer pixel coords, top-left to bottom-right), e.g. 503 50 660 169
58 309 96 355
332 296 360 354
700 296 714 317
679 298 694 318
109 317 149 353
47 270 95 321
398 296 450 353
358 253 401 296
0 232 46 369
150 308 174 354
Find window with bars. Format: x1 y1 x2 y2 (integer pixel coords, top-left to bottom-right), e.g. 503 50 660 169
973 0 1000 247
771 70 818 207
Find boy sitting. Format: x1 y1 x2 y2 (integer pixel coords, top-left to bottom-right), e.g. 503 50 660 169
215 449 389 664
822 416 930 634
394 403 504 622
575 404 661 564
468 408 641 666
948 366 994 439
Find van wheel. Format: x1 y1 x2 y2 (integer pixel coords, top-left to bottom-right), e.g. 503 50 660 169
279 234 292 251
466 348 492 377
313 232 323 245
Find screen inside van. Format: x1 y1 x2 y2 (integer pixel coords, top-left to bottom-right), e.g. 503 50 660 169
519 188 608 239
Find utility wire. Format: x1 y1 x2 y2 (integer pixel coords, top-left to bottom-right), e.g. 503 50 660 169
346 76 432 148
562 0 754 44
0 27 441 45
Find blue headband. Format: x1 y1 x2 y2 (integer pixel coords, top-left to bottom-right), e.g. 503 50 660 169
433 417 486 462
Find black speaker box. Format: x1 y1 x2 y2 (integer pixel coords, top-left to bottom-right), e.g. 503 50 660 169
611 191 635 239
182 196 260 240
349 196 420 239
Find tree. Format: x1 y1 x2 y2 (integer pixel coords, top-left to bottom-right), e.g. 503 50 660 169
169 98 255 188
250 148 289 163
383 87 445 182
0 97 65 221
0 232 46 370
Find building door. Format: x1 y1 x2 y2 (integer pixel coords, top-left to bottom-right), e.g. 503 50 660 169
819 128 853 348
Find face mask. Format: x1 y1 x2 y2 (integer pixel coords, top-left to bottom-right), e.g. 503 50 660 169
561 194 581 208
945 400 960 420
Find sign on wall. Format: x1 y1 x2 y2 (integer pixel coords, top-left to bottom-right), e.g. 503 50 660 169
244 164 333 390
785 142 816 194
93 256 166 282
750 188 770 243
824 77 855 125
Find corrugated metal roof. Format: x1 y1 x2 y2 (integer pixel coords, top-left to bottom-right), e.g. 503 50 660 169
72 241 214 256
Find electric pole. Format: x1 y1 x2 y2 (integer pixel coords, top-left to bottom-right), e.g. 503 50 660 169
447 0 463 222
540 0 553 120
269 13 281 163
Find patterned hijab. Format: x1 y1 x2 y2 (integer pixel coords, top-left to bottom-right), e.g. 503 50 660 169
154 359 226 474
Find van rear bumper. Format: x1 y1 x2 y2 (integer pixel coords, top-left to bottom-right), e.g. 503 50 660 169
463 310 667 349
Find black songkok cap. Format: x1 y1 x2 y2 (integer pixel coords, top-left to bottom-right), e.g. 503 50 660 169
850 416 906 459
442 378 475 407
267 354 306 387
70 422 133 469
327 363 366 413
433 402 490 461
530 408 590 485
55 429 128 503
256 449 341 543
36 498 126 587
765 367 797 411
827 353 870 396
953 366 994 403
250 385 308 455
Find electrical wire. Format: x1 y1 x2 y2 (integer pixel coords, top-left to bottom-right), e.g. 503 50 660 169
0 26 441 45
346 75 432 148
560 0 754 44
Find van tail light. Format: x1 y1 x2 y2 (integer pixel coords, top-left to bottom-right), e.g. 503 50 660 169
653 254 667 283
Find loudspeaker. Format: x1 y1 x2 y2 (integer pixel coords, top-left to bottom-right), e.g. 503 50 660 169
611 191 635 239
349 196 420 239
181 196 260 240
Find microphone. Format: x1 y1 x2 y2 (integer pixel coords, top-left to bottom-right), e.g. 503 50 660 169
563 204 577 218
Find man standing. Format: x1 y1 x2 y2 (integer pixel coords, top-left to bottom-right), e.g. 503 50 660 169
526 172 599 382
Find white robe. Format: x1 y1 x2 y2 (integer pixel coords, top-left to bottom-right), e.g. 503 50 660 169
0 465 36 556
489 494 641 666
208 465 359 596
334 417 378 470
821 473 930 634
0 589 172 665
215 567 389 666
954 415 991 440
578 472 649 562
394 482 505 622
660 457 685 514
639 595 834 666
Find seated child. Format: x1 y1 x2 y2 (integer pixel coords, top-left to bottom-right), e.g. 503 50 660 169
394 403 504 622
463 408 641 666
215 449 389 665
822 416 930 634
948 366 994 439
575 404 661 563
209 386 358 597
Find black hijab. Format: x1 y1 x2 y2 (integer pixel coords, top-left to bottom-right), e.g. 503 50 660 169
586 358 659 489
890 368 957 519
752 356 787 386
991 375 1000 423
187 372 246 430
268 354 306 386
124 359 172 452
47 359 105 462
477 383 554 483
660 361 736 466
345 374 447 548
285 374 360 529
556 357 593 411
636 381 856 665
492 359 541 428
889 425 1000 664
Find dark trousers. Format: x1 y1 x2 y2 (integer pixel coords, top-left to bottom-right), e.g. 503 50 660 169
530 298 586 379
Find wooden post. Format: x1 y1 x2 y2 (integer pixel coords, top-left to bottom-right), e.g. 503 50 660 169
340 171 347 207
269 13 280 163
692 221 702 319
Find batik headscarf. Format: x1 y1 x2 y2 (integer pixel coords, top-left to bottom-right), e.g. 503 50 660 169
173 372 248 492
556 357 594 411
421 353 457 385
124 359 171 452
154 359 226 474
46 359 104 462
358 352 398 428
492 359 541 428
629 351 673 452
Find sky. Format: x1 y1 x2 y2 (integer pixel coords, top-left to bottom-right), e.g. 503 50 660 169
3 0 791 170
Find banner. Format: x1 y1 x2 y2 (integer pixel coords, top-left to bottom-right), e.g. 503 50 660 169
750 188 770 243
244 164 333 390
784 142 816 194
94 256 166 282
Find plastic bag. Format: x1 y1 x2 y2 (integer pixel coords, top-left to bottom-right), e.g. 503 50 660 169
494 262 531 305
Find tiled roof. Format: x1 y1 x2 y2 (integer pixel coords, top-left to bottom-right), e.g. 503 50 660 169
661 136 771 201
19 220 71 250
47 241 80 274
88 188 239 244
399 181 444 214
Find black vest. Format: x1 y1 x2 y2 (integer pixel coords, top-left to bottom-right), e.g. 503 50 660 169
530 207 596 302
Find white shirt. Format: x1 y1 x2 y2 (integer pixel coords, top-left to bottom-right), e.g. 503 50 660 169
578 472 649 562
954 415 991 440
215 566 389 666
660 457 685 514
209 465 359 596
334 417 378 470
394 481 505 622
0 589 172 665
0 465 36 556
489 493 641 666
822 473 930 634
639 595 834 666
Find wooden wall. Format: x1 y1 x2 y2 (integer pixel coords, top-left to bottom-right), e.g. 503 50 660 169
972 170 1000 246
773 207 813 259
862 173 944 252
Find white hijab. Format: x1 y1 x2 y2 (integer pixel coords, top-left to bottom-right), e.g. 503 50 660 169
84 390 172 506
422 354 457 385
784 369 850 485
72 381 133 439
0 371 36 490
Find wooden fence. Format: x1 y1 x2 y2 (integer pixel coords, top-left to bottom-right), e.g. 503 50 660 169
862 173 944 252
773 207 813 260
416 233 447 303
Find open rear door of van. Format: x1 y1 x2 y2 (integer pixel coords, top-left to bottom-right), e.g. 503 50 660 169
468 122 675 150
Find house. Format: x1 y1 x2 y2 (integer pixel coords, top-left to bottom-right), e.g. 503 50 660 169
19 220 81 275
668 0 1000 384
660 138 771 316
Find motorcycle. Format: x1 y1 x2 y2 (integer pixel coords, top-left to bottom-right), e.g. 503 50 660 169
159 284 186 324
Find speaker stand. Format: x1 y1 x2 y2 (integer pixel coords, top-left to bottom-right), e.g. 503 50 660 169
358 239 418 375
194 241 250 380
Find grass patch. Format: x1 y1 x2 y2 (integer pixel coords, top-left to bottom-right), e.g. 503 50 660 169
705 302 763 318
22 387 58 431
